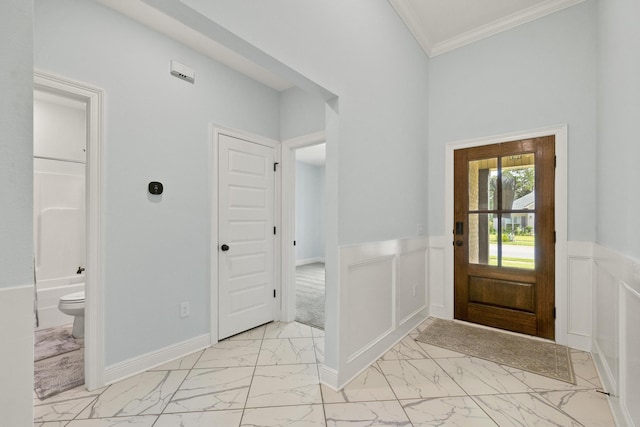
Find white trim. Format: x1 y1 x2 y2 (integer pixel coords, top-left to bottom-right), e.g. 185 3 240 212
389 0 585 58
619 280 640 426
337 309 427 391
428 236 448 318
104 334 210 385
34 70 105 390
430 0 585 57
319 365 339 391
387 0 434 55
399 304 427 327
281 132 326 323
567 241 594 351
210 125 281 344
444 124 569 344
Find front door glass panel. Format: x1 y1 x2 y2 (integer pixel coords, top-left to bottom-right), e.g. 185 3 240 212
468 153 535 270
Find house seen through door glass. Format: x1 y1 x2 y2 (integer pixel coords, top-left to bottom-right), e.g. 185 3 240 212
468 154 536 270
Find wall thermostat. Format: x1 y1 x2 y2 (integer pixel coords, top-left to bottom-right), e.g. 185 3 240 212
148 181 163 195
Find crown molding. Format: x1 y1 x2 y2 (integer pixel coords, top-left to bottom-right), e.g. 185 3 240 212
388 0 434 56
389 0 585 58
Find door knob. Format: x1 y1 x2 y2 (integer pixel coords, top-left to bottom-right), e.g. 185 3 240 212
220 244 230 251
456 240 463 246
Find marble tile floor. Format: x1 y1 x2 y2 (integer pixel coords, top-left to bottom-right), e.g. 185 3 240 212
34 318 616 426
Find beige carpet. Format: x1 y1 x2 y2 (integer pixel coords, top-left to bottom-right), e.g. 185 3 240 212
416 318 575 384
295 262 325 330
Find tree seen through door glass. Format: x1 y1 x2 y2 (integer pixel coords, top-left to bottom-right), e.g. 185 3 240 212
468 154 535 269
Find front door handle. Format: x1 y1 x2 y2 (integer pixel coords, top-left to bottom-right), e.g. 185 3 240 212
220 244 230 252
456 240 463 247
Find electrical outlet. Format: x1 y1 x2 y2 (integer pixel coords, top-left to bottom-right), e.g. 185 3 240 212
417 223 424 236
180 301 190 318
412 284 417 297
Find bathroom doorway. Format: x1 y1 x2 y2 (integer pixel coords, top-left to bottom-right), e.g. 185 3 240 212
33 71 105 394
293 143 326 330
33 88 88 400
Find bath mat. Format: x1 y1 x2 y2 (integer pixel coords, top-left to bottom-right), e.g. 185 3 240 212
34 325 81 362
416 318 575 384
295 262 325 330
34 349 84 400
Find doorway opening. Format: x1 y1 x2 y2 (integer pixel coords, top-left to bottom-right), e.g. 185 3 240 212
34 71 104 391
293 143 326 330
33 89 87 399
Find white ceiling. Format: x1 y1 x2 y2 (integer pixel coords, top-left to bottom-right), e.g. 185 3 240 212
98 0 585 90
296 143 326 167
388 0 584 57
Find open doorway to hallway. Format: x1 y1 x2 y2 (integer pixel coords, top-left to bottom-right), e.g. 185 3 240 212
294 143 326 330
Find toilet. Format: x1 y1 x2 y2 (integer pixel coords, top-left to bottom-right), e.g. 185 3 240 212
58 291 85 338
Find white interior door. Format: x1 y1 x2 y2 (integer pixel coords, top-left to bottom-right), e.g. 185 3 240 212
219 134 275 339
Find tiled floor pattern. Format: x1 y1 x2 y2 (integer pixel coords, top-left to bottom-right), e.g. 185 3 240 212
34 319 616 426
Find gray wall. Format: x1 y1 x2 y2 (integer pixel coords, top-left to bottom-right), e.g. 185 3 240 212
596 0 640 259
183 0 430 246
280 86 325 141
0 1 34 424
1 1 34 289
428 1 597 241
295 161 326 262
34 0 281 365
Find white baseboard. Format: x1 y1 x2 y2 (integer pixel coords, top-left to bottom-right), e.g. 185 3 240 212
338 309 428 390
319 365 339 391
295 257 325 266
104 334 210 385
567 333 591 351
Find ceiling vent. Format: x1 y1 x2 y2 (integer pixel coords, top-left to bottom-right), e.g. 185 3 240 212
170 60 195 84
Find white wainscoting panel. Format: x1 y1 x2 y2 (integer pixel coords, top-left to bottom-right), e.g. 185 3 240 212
428 236 447 318
592 243 640 427
621 280 640 426
0 285 34 426
345 255 395 360
334 237 428 390
397 247 427 325
593 249 619 394
567 241 594 351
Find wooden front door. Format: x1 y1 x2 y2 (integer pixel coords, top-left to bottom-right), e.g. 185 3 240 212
454 136 555 339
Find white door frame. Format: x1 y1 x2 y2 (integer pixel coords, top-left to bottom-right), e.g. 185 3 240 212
210 125 281 343
444 124 569 345
280 132 326 322
34 70 105 389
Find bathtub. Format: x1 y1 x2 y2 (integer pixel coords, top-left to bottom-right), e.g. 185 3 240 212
35 275 84 330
